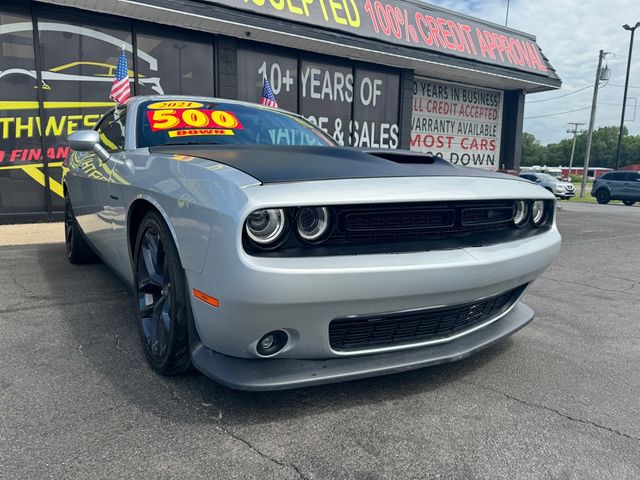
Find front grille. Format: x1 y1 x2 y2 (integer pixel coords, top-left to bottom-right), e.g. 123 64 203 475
329 284 527 352
326 200 516 245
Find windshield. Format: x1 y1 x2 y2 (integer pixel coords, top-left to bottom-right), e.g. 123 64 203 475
537 174 561 182
136 100 334 148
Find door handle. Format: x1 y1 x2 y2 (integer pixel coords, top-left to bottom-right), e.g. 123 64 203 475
109 194 119 200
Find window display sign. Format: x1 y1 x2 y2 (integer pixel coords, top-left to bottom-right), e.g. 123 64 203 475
0 8 215 216
205 0 553 76
353 65 400 149
410 78 502 169
237 45 401 148
0 11 47 214
299 56 353 146
237 45 298 111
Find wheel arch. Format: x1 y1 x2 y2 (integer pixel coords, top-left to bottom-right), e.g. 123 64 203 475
127 196 182 270
593 185 610 194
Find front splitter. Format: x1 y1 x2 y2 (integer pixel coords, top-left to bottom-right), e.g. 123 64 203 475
190 302 534 391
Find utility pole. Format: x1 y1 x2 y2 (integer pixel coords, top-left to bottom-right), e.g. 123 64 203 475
581 50 608 197
505 0 510 26
566 122 585 180
614 22 640 170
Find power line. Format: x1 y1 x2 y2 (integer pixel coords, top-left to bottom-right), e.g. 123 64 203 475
608 83 640 88
524 100 634 120
525 85 592 103
524 106 591 120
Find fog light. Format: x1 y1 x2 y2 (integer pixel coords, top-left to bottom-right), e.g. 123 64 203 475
260 335 275 350
256 330 288 356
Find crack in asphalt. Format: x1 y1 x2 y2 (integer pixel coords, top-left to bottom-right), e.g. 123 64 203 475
539 275 640 298
561 232 640 246
167 388 308 480
459 379 640 443
10 277 39 299
550 263 640 285
0 292 130 315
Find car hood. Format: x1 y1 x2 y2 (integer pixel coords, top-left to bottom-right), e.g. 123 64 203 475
149 145 525 184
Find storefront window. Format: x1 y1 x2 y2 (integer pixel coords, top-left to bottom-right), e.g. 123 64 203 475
0 8 47 215
299 56 353 146
135 29 214 97
352 65 400 149
411 77 504 169
38 11 133 210
237 43 298 112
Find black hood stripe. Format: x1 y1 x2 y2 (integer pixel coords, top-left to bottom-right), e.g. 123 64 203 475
150 145 522 184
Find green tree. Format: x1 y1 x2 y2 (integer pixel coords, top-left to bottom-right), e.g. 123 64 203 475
520 126 640 170
521 132 545 166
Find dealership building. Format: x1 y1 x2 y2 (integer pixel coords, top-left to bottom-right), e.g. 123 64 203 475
0 0 560 223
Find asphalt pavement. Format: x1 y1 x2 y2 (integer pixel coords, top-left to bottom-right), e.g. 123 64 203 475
1 202 639 479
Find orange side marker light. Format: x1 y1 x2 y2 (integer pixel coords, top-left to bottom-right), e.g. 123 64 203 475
192 288 220 308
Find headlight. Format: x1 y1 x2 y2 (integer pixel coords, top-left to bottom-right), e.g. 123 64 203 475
245 209 287 247
531 200 546 226
296 207 331 243
513 200 529 227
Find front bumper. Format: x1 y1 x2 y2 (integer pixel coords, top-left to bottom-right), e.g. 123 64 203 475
190 302 534 390
186 227 560 360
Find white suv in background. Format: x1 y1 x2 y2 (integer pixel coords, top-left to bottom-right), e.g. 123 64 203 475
519 172 576 200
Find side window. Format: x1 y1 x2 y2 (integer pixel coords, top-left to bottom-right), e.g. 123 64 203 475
96 108 126 152
609 172 624 181
600 173 611 180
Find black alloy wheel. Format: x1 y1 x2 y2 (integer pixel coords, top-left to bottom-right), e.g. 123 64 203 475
134 211 191 375
64 194 98 264
596 189 610 205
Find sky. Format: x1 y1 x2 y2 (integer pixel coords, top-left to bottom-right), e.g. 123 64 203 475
431 0 640 145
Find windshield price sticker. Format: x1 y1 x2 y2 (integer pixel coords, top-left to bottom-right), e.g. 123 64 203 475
168 129 235 137
147 109 243 132
147 101 204 110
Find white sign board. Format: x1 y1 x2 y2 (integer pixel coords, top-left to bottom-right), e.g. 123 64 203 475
410 78 503 169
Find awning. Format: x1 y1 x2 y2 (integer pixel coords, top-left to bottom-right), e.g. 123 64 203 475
37 0 561 92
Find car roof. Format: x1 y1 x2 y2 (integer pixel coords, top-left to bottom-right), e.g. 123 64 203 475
126 95 298 116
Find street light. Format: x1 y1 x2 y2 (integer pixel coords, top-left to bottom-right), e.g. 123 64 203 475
614 21 640 170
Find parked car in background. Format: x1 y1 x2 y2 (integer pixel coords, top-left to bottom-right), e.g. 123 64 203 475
519 172 576 200
591 171 640 206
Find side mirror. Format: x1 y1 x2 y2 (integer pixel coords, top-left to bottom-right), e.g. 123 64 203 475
67 130 99 151
67 129 110 163
536 178 542 183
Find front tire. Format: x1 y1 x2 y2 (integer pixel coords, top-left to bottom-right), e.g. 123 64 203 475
595 189 610 205
134 211 192 375
64 194 99 264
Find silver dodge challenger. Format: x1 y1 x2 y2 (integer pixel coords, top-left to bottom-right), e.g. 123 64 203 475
63 96 561 390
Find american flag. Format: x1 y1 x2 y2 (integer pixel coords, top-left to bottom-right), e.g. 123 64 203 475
110 50 131 104
260 77 278 108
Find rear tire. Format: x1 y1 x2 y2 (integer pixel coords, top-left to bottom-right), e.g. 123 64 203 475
64 194 99 264
133 210 192 376
623 200 635 206
595 189 610 205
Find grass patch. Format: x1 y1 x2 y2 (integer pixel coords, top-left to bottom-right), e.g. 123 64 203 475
565 194 598 204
